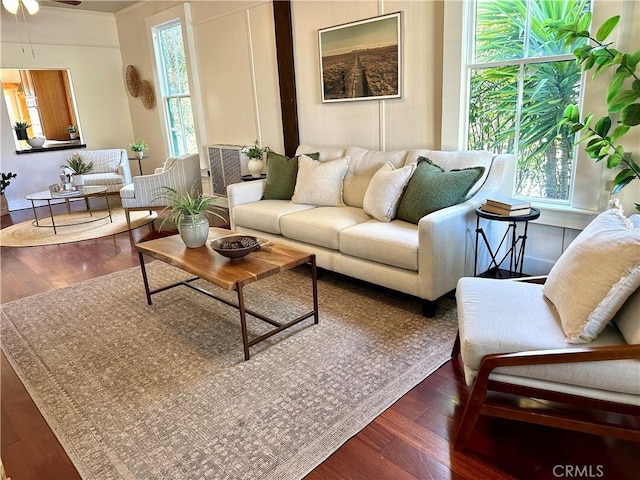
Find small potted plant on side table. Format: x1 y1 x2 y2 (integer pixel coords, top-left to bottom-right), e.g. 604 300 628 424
129 139 148 159
60 153 94 187
65 125 79 140
157 184 226 248
1 172 17 216
242 140 270 178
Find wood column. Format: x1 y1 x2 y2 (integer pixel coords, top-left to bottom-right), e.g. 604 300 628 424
272 0 299 158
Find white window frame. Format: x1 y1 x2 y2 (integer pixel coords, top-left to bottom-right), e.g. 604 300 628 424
145 3 207 169
442 0 625 228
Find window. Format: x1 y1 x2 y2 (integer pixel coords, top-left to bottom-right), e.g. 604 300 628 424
151 21 197 157
466 0 592 202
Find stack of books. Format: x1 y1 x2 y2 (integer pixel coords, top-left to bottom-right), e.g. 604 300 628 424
480 196 531 216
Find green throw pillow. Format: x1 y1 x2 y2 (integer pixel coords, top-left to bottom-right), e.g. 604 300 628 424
262 151 319 200
395 157 485 224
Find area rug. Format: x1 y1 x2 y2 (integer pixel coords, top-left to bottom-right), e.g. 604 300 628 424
0 208 156 247
0 261 458 480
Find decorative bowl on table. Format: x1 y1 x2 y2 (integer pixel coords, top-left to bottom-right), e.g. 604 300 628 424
209 235 261 259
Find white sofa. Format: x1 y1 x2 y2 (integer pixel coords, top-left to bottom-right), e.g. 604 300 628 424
227 145 516 315
73 149 133 193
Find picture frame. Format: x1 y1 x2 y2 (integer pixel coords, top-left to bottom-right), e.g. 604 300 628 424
318 12 402 103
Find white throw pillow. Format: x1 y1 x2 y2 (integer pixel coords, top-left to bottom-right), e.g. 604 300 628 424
543 201 640 344
291 155 349 206
363 162 416 222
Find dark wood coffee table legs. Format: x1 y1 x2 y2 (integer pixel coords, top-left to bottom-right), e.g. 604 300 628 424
137 252 319 360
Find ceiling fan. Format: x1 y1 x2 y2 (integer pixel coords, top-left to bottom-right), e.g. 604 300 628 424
2 0 81 15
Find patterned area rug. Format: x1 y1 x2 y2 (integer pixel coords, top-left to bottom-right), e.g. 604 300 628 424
1 262 458 480
0 208 156 247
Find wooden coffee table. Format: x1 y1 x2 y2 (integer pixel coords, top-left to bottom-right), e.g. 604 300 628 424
135 228 319 360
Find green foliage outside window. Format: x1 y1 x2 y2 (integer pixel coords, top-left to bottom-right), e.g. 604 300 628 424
469 0 591 201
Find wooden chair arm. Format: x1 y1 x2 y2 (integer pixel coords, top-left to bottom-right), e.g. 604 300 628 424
479 344 640 373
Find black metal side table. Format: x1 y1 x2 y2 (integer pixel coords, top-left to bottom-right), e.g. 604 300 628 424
474 206 540 278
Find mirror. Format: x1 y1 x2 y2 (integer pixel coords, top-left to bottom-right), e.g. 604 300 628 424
1 68 82 149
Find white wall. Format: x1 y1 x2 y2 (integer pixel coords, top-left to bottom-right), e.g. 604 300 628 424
0 7 134 210
291 0 443 150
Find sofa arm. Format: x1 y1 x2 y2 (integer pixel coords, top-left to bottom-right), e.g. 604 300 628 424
227 180 266 228
418 200 477 301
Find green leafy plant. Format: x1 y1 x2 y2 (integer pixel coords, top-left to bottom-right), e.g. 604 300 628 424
129 139 148 152
242 140 270 160
1 172 17 195
60 153 94 175
157 184 226 233
551 14 640 210
64 124 78 134
13 121 30 130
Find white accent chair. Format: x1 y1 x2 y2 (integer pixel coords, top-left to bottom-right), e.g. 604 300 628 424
69 149 133 192
454 207 640 449
119 153 202 238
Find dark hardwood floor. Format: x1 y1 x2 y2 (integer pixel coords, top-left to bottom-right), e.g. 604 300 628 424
1 204 638 480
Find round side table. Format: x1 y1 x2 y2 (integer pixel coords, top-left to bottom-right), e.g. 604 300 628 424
474 206 540 278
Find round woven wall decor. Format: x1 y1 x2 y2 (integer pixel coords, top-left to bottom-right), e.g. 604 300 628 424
139 80 155 110
125 65 140 97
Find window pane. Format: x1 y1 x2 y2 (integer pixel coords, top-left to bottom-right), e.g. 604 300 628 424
474 0 525 63
468 66 518 154
167 97 197 157
516 62 580 199
158 23 189 96
528 0 591 58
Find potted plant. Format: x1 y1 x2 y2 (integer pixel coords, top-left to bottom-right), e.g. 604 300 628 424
157 184 226 248
65 124 78 139
242 140 270 178
13 122 30 141
1 171 17 216
60 153 94 186
551 14 639 211
129 139 148 159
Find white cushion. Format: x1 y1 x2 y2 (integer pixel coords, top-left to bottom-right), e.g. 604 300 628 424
363 162 415 222
339 219 418 270
543 202 640 344
81 149 123 174
613 287 640 345
343 147 409 208
232 200 315 235
291 155 349 207
456 277 639 397
280 206 370 250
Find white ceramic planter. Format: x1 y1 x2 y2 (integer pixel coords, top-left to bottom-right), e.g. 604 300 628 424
248 159 263 178
179 214 210 248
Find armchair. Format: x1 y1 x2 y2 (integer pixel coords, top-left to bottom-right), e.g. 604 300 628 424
119 153 202 237
454 204 640 450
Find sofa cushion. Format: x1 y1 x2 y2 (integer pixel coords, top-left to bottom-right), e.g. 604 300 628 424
396 157 485 224
405 149 493 199
280 206 370 250
262 151 319 200
363 162 415 222
456 277 639 396
291 155 349 207
343 147 409 208
82 173 126 193
81 149 122 174
613 287 640 345
233 200 315 235
340 219 419 270
295 145 346 161
543 202 640 344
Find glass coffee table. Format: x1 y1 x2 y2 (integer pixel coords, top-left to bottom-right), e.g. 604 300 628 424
25 186 112 234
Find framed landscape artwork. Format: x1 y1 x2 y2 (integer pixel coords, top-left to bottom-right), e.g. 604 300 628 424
318 12 402 103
